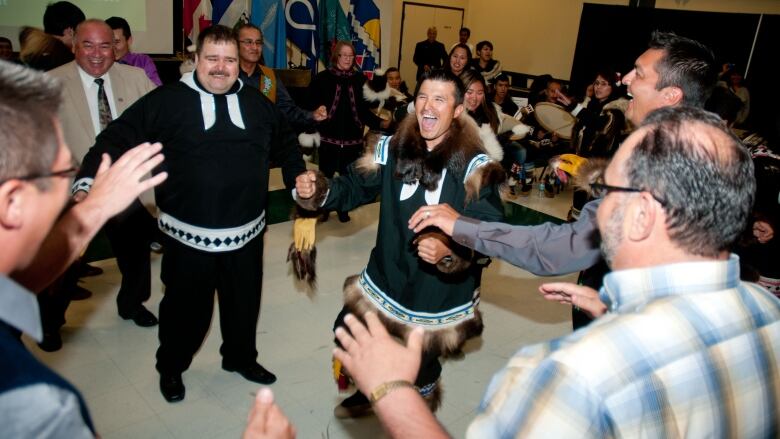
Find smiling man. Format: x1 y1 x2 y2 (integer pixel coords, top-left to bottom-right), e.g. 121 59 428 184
331 106 780 439
295 69 505 418
72 25 307 403
44 19 158 350
406 31 717 299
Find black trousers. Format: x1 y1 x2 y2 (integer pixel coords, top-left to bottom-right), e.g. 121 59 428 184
38 265 79 334
155 235 263 375
37 199 155 332
105 199 156 317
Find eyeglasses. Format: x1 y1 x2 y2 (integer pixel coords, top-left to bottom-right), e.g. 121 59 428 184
0 166 80 186
338 54 355 59
590 182 667 206
239 39 264 47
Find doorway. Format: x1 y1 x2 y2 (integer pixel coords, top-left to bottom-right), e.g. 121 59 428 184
398 2 464 91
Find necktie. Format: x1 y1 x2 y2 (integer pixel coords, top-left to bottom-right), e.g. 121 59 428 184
94 78 112 130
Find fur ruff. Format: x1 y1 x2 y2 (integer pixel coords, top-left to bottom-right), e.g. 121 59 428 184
342 275 484 357
295 170 330 211
390 113 503 191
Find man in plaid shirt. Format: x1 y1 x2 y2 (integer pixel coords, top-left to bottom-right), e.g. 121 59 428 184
329 105 780 438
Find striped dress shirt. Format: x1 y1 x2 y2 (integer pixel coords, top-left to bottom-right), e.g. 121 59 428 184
467 255 780 438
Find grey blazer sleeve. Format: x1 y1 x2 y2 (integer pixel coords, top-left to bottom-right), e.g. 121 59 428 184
451 198 602 276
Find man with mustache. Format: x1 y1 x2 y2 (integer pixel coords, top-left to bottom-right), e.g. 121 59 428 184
43 19 157 351
295 69 505 418
73 24 307 403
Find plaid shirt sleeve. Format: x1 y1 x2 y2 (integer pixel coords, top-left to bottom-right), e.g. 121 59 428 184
467 343 611 439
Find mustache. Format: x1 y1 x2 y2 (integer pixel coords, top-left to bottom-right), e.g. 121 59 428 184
208 70 230 76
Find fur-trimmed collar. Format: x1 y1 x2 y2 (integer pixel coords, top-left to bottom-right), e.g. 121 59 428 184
391 112 502 190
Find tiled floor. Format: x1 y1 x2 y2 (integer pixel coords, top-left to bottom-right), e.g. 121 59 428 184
24 170 580 439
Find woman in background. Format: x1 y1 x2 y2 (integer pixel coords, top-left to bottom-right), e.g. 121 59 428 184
556 69 628 219
445 43 472 78
309 41 389 222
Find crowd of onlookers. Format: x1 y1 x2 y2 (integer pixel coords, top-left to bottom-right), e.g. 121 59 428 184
1 4 779 438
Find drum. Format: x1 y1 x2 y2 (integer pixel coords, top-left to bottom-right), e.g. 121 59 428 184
533 102 576 140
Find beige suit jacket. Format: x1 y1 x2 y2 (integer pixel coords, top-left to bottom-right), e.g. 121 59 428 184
48 61 155 161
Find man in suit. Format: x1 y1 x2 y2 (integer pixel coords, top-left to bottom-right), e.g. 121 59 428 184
45 19 157 346
412 27 447 81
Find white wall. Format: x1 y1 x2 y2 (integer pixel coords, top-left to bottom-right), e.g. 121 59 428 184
383 0 780 81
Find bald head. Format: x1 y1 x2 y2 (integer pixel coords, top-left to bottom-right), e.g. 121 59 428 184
73 19 115 78
624 106 754 257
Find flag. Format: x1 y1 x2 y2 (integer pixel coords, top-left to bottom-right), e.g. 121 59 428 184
285 0 319 72
319 0 351 67
183 0 212 43
250 0 287 68
348 0 381 78
214 0 251 29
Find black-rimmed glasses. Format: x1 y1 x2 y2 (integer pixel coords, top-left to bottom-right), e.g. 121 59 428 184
0 166 80 186
590 182 666 206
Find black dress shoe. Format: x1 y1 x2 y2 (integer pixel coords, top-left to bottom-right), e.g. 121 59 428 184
121 306 158 327
38 331 63 352
80 263 104 277
70 285 93 301
160 374 185 402
223 362 277 384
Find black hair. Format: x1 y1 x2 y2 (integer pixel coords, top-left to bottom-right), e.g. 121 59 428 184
105 16 132 39
43 1 85 36
648 31 717 107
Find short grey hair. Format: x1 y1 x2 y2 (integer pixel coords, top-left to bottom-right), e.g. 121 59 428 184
0 60 62 189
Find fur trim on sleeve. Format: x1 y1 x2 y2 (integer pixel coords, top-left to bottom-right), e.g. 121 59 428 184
354 132 388 175
464 161 506 203
295 170 330 211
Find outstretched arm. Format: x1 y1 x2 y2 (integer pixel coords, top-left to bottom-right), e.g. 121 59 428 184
410 198 603 276
13 143 167 292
